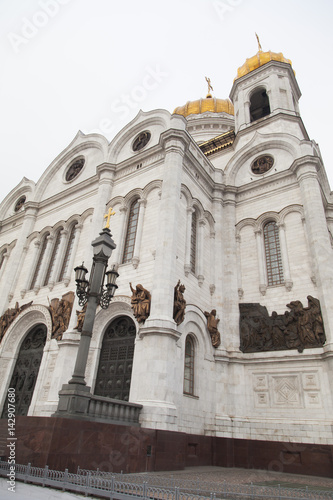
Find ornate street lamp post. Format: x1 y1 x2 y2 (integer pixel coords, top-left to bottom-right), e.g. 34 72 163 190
69 227 118 386
54 210 119 417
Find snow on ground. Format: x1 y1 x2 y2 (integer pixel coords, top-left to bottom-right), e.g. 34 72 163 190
0 478 96 499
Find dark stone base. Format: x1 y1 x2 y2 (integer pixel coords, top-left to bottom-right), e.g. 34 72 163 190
0 416 332 477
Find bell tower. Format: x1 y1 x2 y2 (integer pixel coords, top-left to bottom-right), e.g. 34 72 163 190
229 38 301 133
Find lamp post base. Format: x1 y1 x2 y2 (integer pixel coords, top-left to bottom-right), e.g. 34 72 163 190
52 383 92 419
52 383 143 426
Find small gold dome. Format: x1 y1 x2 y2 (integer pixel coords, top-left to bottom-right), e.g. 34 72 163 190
235 50 293 79
173 96 234 117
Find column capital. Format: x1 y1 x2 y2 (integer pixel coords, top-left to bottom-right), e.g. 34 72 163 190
290 156 322 180
138 199 147 208
96 162 116 180
159 128 190 154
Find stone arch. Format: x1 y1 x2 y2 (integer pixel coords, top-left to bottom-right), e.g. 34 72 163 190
280 204 304 223
142 180 163 200
0 178 35 221
108 109 172 164
0 305 52 416
179 306 215 398
180 184 192 207
255 211 280 232
180 305 214 358
225 132 299 184
34 133 109 202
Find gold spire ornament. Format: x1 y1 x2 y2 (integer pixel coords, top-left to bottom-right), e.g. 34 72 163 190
255 32 262 52
103 207 115 229
205 76 214 98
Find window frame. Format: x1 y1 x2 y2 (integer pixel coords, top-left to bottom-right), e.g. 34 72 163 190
183 335 195 396
122 198 140 264
263 220 284 286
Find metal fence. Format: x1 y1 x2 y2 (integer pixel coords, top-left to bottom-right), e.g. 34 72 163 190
0 460 332 500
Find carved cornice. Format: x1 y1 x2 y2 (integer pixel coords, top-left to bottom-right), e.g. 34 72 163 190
138 325 181 341
230 61 301 100
114 148 164 180
290 155 323 177
236 170 298 204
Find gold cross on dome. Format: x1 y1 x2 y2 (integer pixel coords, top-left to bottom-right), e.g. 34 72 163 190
103 207 115 229
255 32 262 52
205 76 214 96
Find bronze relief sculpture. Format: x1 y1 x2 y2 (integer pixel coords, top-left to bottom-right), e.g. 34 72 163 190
129 283 151 323
74 303 87 332
204 309 221 348
0 301 33 343
173 280 186 325
48 292 74 341
239 296 326 353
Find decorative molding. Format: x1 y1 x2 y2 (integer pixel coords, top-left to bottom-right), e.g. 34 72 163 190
252 369 322 410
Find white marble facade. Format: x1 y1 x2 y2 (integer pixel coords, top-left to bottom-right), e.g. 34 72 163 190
0 50 333 445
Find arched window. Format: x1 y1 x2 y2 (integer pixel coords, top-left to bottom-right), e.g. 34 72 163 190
184 335 195 395
263 221 284 286
122 199 139 264
59 225 77 282
2 324 47 417
94 316 136 401
190 211 197 274
30 233 49 290
43 228 62 286
250 88 270 122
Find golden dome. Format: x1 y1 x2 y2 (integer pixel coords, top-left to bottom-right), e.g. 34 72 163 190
235 50 293 79
173 95 234 117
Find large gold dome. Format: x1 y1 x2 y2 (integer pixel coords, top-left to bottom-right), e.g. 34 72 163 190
173 95 234 117
235 50 293 80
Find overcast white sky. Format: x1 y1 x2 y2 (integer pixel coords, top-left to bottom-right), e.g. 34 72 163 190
0 0 332 204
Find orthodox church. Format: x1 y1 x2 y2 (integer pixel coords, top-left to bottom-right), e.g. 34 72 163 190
0 42 333 475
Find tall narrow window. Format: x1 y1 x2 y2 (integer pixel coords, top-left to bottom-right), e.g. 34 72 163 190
43 229 62 286
30 233 49 290
263 221 284 285
190 211 197 274
250 89 270 122
184 335 195 395
122 199 139 263
59 225 77 281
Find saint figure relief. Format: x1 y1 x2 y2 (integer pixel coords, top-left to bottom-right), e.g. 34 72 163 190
0 301 33 343
74 303 87 332
48 294 74 341
204 309 221 348
173 280 186 325
129 283 151 323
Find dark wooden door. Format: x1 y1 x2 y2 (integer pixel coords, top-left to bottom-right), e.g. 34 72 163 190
2 324 47 417
94 316 136 401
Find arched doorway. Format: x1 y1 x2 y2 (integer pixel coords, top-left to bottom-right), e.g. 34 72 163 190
2 324 47 417
94 316 136 401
